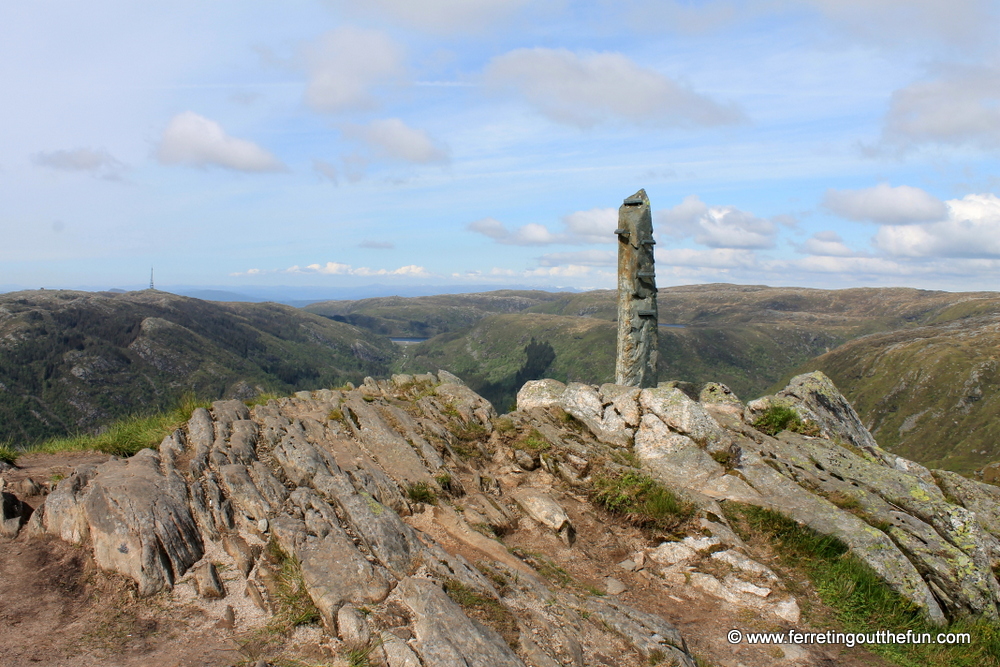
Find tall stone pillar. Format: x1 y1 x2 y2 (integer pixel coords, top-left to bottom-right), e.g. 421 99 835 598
615 189 658 387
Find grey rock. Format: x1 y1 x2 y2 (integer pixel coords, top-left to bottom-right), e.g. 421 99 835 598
13 477 43 497
381 631 422 667
220 464 271 521
1 490 26 537
639 385 726 447
271 514 392 628
437 369 465 385
44 450 203 595
337 604 371 646
398 577 525 667
514 449 538 471
187 479 220 541
634 414 724 491
512 489 573 543
615 188 658 388
223 533 256 577
584 598 694 666
605 577 627 595
618 559 637 572
342 398 433 487
516 378 567 412
212 399 251 424
187 408 215 451
195 561 226 598
228 420 259 465
518 631 562 667
249 461 288 509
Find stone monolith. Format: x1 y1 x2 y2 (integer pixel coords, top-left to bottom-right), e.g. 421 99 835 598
615 189 658 387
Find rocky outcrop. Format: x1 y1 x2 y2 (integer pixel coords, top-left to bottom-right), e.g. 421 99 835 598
517 372 1000 625
15 371 698 667
12 365 1000 664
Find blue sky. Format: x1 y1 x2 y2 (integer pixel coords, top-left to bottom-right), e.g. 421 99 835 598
4 0 1000 294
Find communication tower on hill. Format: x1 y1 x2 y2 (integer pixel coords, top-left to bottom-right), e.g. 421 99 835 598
150 268 154 290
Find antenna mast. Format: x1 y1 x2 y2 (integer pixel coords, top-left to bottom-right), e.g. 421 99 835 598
150 268 154 290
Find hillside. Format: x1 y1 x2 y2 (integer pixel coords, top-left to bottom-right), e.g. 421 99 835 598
303 290 567 338
0 289 397 444
800 313 1000 474
365 284 998 415
393 312 846 412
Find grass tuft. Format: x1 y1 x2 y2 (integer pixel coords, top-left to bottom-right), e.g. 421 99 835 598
31 397 211 456
34 394 212 457
724 501 1000 667
344 638 382 667
406 481 437 505
0 442 19 465
265 541 321 632
752 404 821 437
591 470 696 534
442 579 519 650
516 428 550 452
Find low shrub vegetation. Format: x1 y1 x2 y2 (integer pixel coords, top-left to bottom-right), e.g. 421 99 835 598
724 501 1000 667
406 481 437 505
591 470 696 535
516 428 550 452
0 442 19 465
32 394 212 457
752 404 821 437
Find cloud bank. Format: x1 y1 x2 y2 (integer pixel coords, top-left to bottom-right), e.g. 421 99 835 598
158 112 285 172
485 48 743 128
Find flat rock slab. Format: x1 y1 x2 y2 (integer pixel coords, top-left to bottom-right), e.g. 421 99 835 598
398 577 526 667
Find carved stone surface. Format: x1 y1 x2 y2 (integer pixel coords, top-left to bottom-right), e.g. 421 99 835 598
615 189 658 387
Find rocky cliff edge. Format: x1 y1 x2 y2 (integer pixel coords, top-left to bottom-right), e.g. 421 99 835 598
4 370 1000 665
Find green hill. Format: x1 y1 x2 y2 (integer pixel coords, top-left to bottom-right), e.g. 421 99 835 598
0 289 398 444
308 284 1000 474
794 313 1000 474
304 290 567 337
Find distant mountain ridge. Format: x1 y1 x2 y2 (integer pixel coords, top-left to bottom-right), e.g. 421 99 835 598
0 289 397 444
308 284 1000 473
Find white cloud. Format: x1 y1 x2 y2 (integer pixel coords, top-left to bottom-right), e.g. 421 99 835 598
359 240 394 249
797 231 860 257
158 112 285 172
347 118 449 164
313 158 338 184
329 0 534 34
33 148 124 179
467 217 566 245
292 262 430 277
468 207 628 247
304 27 404 113
561 208 618 243
801 0 996 48
484 48 743 128
882 65 1000 151
874 193 1000 258
625 0 995 49
524 265 595 277
782 255 917 276
654 247 761 269
823 184 947 224
538 250 616 267
656 195 777 249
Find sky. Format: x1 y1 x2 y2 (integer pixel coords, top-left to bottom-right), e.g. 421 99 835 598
4 0 1000 295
